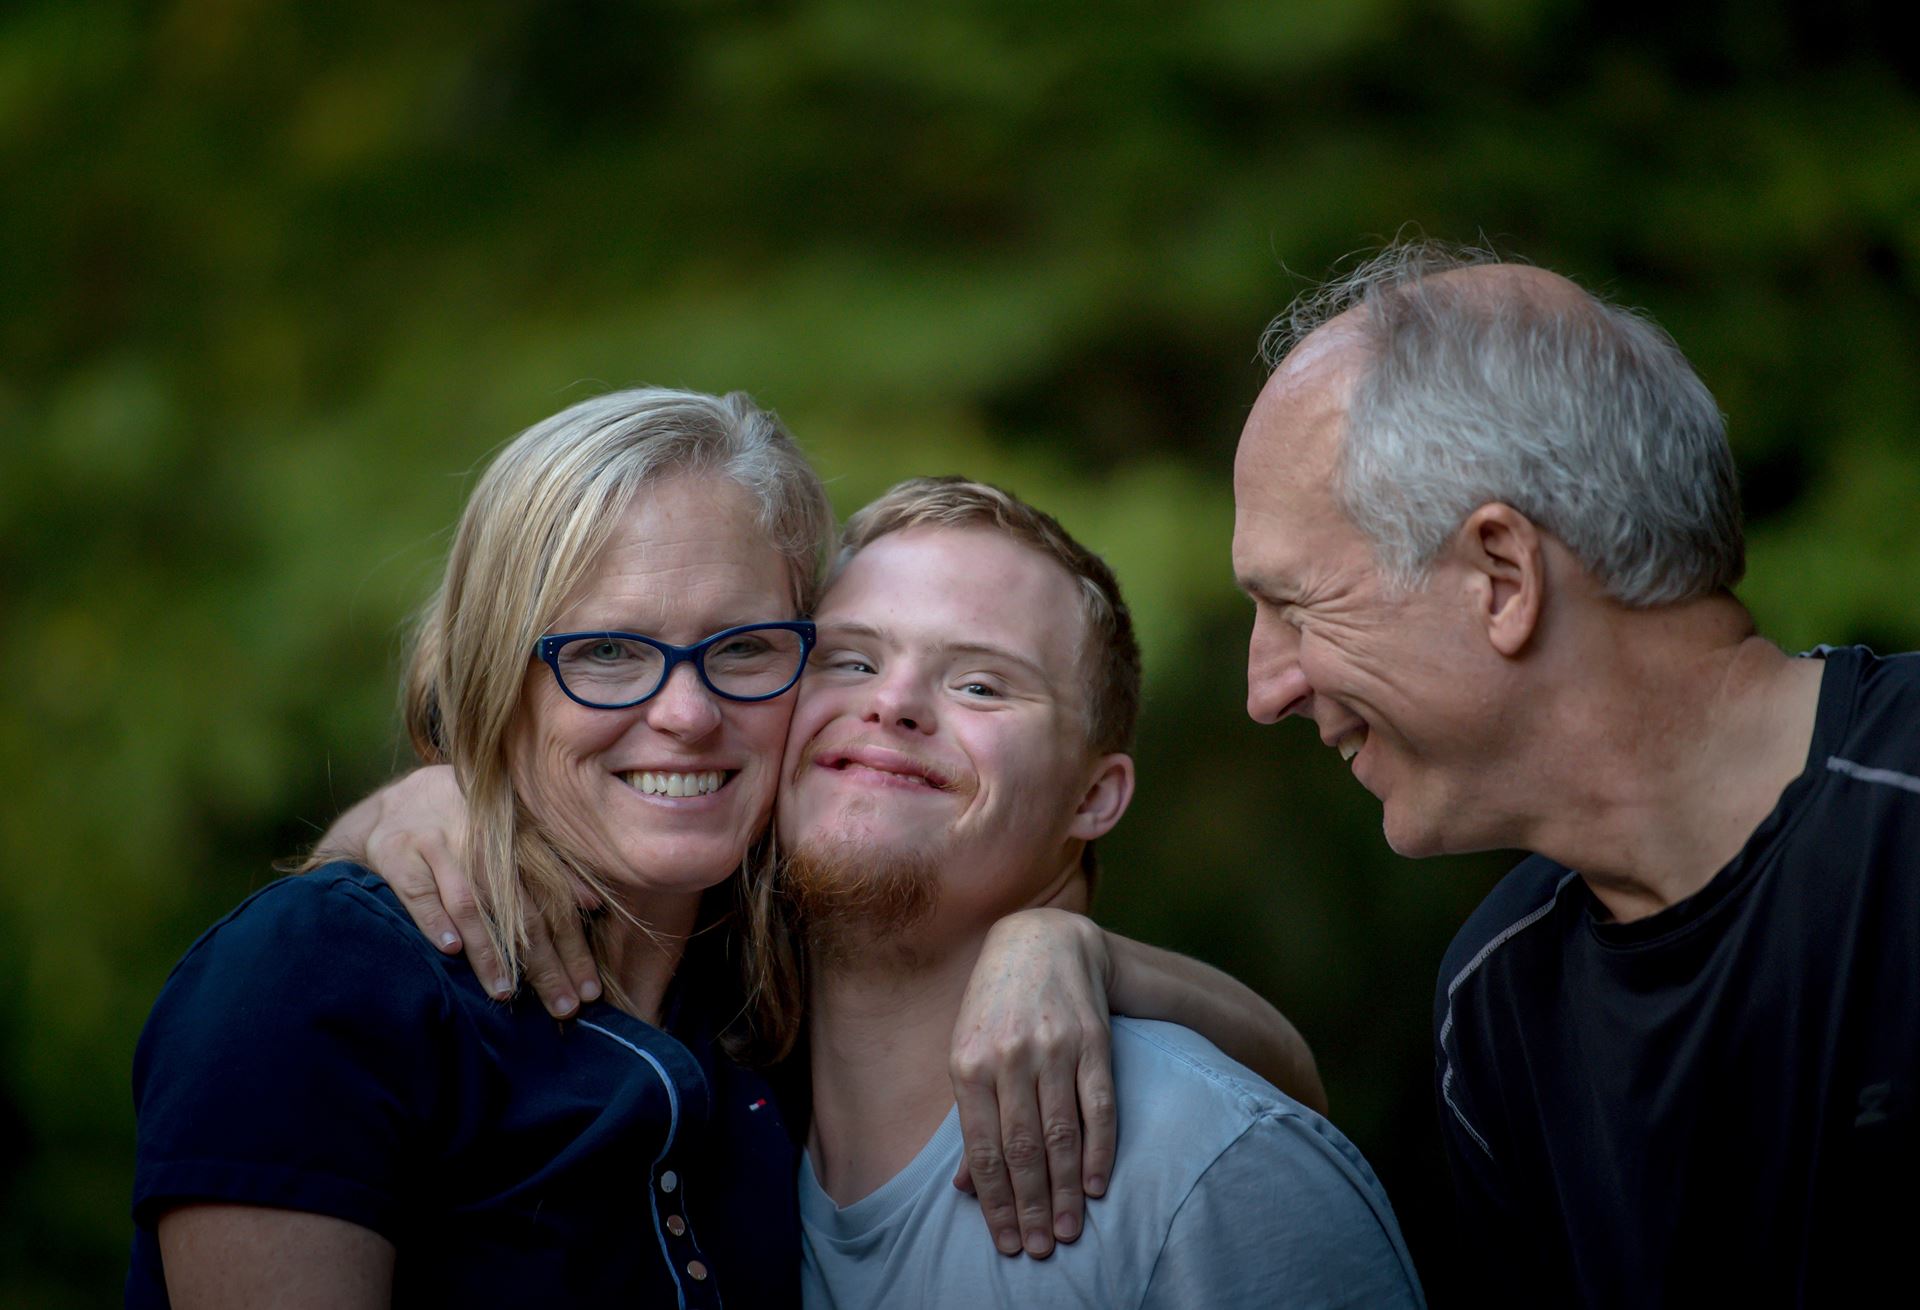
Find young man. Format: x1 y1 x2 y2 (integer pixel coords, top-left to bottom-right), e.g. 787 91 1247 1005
779 478 1421 1306
1236 240 1919 1304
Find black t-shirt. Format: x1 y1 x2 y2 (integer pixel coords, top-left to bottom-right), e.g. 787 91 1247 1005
1433 646 1919 1307
129 863 801 1308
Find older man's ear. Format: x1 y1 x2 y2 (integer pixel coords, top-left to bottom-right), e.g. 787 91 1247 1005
1457 502 1546 659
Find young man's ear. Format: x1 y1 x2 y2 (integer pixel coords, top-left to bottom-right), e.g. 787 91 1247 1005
1457 503 1544 658
1068 754 1136 842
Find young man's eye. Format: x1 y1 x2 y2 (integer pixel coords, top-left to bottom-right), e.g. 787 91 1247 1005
958 681 999 698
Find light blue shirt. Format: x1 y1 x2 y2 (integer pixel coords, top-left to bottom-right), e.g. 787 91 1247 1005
800 1018 1424 1308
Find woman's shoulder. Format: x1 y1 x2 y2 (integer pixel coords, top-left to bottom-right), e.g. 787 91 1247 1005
176 861 448 977
133 863 467 1243
147 861 460 1055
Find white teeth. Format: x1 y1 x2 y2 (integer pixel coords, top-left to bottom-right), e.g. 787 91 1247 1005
624 771 725 796
1337 731 1365 763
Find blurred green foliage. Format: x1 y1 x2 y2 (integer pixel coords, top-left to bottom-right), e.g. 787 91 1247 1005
3 1 1917 1302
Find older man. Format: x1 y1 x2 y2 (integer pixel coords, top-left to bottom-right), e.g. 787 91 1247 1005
781 478 1421 1307
1235 241 1919 1305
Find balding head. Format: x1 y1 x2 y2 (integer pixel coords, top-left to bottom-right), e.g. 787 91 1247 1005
1253 240 1743 607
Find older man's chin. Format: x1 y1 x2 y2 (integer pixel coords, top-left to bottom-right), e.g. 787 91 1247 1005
1377 791 1484 861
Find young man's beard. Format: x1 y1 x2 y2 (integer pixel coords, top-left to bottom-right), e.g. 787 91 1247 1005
780 829 943 971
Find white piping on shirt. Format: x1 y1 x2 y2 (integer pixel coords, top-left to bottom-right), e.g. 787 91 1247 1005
1827 754 1920 796
580 1019 692 1310
1436 871 1582 1162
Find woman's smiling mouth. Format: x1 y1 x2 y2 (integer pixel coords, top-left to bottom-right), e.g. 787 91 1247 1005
619 769 734 797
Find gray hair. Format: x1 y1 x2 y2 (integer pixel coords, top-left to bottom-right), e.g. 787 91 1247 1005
1261 241 1744 606
404 386 834 1012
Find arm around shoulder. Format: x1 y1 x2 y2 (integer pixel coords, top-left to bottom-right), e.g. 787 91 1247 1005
1104 930 1327 1114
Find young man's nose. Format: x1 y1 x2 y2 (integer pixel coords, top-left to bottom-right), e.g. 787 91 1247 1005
865 669 937 735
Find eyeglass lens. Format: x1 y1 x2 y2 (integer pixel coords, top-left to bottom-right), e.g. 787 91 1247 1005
553 627 806 705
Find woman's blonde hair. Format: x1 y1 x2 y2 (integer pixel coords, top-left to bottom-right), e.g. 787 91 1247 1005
403 387 832 1035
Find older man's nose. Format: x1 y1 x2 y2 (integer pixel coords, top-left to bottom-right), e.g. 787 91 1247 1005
1246 617 1311 725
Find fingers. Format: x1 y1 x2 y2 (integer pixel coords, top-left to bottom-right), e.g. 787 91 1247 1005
996 1075 1057 1258
952 1072 1024 1257
1076 1042 1117 1200
434 863 511 1000
1037 1060 1086 1243
382 842 464 958
520 913 581 1017
550 909 602 1008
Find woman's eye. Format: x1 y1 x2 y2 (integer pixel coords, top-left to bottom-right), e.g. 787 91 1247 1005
589 640 632 662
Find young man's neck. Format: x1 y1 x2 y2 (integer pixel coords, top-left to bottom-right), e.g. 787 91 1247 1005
1518 597 1825 921
804 931 987 1206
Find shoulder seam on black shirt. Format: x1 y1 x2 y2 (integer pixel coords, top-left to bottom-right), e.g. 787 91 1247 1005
1437 869 1581 1161
1826 755 1920 797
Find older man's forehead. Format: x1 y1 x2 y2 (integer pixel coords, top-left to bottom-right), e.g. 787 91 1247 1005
1276 308 1371 385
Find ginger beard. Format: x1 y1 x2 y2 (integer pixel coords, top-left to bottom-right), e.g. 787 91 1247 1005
778 795 947 968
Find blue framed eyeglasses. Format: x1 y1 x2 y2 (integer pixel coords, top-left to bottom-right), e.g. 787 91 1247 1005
532 621 816 710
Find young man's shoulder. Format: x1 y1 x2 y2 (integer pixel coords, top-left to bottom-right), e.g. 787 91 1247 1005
1108 1017 1377 1197
1110 1016 1304 1126
1104 1018 1423 1307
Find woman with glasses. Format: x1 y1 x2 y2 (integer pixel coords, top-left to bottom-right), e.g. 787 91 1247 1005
128 388 1316 1307
131 389 836 1307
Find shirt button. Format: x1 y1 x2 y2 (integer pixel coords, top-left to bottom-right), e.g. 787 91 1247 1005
660 1170 678 1193
667 1215 687 1237
687 1260 709 1281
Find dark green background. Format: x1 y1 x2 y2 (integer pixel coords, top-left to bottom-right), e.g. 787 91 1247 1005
5 1 1917 1302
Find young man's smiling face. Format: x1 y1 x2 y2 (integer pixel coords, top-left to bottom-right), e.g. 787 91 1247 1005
777 524 1130 937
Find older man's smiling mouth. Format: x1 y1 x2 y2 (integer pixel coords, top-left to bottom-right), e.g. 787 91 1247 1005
1335 728 1367 763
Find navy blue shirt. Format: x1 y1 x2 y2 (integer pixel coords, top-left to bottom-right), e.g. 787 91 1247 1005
129 862 799 1307
1434 647 1920 1306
